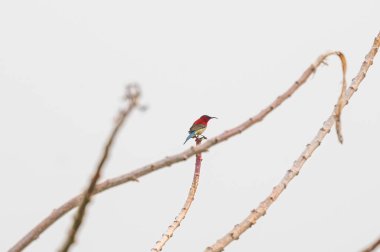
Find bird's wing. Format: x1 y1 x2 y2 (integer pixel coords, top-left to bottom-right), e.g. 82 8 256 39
183 131 196 144
189 123 206 133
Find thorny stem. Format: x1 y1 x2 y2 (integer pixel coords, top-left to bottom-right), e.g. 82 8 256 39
204 33 380 252
9 49 352 252
57 85 141 252
151 138 203 252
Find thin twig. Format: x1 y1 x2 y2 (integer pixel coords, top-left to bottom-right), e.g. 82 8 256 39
151 138 203 252
57 84 141 252
362 235 380 252
9 50 348 252
333 52 347 143
205 33 380 252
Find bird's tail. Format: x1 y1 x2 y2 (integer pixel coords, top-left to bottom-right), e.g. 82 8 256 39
183 131 196 145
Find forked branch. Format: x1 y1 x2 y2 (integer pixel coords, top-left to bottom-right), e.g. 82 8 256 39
205 33 380 252
10 50 349 252
151 138 203 252
57 84 141 252
11 49 360 252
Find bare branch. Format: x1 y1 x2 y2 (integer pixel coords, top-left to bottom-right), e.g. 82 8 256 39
362 235 380 252
334 52 347 143
205 33 380 252
151 138 203 252
57 84 141 252
9 50 352 252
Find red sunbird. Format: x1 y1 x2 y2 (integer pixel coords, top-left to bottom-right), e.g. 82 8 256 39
183 115 217 144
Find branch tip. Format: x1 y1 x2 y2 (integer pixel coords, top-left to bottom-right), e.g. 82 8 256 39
204 34 380 252
11 33 380 252
57 84 141 252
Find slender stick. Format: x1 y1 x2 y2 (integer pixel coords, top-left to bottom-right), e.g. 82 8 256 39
151 138 203 252
57 85 141 252
9 51 346 252
205 33 380 252
362 236 380 252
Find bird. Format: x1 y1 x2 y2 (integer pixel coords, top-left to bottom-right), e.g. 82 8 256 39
183 115 217 144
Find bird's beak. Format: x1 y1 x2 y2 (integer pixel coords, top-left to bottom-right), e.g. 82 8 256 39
210 117 218 119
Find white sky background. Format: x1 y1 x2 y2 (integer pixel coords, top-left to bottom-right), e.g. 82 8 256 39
1 1 379 251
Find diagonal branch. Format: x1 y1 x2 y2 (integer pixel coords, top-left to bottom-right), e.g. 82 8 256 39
57 84 141 252
362 235 380 252
151 138 203 252
204 33 380 252
9 51 349 252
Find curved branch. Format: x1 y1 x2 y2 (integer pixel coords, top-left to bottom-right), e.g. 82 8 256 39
204 33 380 252
151 138 203 252
9 51 347 252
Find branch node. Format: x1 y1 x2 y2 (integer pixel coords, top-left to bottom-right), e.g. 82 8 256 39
12 33 380 252
129 176 139 182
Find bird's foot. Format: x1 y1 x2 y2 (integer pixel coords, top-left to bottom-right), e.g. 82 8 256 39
199 135 207 140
